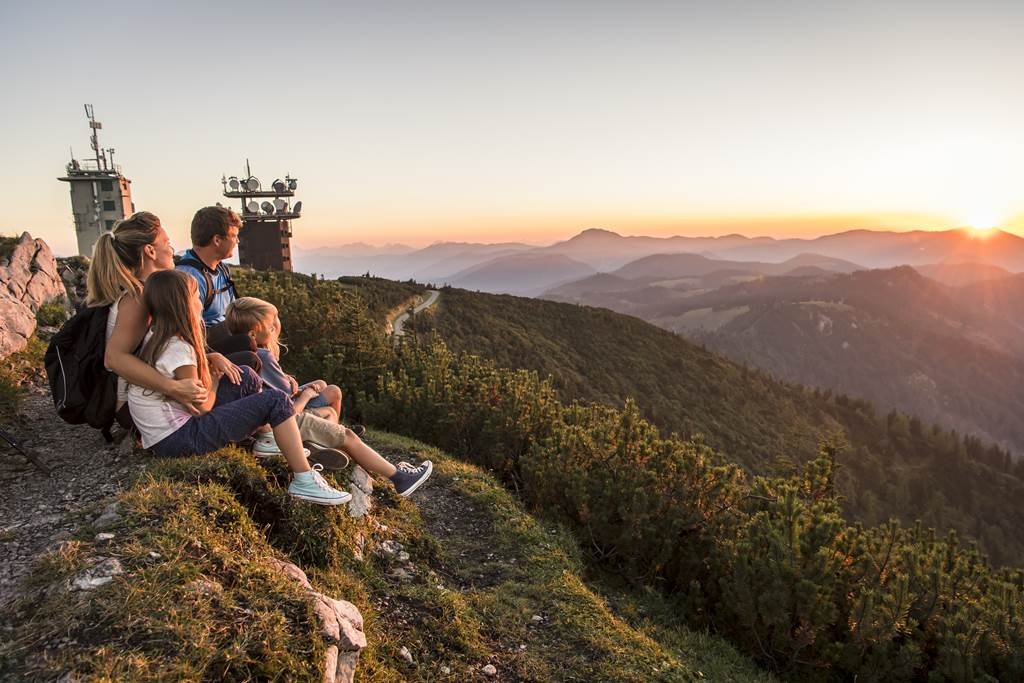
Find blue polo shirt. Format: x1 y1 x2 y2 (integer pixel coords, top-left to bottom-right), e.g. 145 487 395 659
176 249 235 326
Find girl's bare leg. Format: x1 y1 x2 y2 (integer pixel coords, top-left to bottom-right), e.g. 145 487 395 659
324 384 343 421
341 429 397 478
272 416 311 473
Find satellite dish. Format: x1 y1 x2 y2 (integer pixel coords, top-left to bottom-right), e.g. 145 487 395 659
246 200 259 213
273 198 287 212
228 177 239 190
261 201 274 214
246 177 260 191
292 200 302 214
287 178 298 191
272 179 286 193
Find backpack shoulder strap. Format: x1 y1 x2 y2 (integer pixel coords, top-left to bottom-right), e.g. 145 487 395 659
178 257 216 311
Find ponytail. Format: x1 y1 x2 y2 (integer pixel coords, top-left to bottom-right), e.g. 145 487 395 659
85 211 161 307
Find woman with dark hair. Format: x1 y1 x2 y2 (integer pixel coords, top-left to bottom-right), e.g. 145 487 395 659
88 211 240 416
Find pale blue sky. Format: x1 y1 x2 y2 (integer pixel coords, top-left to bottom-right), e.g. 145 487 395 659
3 0 1022 255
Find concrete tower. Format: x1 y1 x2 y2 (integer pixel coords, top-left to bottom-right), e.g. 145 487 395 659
58 105 134 258
222 161 301 271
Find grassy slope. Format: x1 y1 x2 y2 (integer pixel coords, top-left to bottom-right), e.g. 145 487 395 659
1 436 769 682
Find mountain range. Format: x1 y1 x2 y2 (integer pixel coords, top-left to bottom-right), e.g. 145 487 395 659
293 227 1024 296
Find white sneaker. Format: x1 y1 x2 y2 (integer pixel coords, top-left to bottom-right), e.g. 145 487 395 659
254 434 309 459
288 465 352 506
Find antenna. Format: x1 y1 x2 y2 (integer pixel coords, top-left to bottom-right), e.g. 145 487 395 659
84 104 104 169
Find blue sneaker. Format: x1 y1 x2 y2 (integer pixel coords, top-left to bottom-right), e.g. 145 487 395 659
389 460 433 497
288 465 352 506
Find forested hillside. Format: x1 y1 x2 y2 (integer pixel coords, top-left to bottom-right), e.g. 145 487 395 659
626 267 1024 456
399 284 1024 566
198 270 1024 679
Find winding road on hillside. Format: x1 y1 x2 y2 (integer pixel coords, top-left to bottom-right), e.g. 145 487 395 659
392 289 440 338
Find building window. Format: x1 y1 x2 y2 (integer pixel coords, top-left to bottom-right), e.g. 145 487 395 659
105 220 115 230
101 180 113 191
102 200 116 211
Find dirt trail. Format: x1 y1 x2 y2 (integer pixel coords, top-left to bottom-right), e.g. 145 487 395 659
0 386 143 610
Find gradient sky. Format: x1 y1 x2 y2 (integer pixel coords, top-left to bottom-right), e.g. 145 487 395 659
3 0 1023 256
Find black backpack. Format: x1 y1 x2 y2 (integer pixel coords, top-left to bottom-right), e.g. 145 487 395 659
44 305 119 441
177 256 238 312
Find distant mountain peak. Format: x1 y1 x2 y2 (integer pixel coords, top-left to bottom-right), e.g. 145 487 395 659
573 228 623 239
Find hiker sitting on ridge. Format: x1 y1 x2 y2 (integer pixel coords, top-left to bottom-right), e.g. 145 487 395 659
226 296 346 423
96 211 240 422
175 206 258 369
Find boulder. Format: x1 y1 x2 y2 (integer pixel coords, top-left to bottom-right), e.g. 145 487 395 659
0 233 67 359
1 232 67 312
266 557 366 683
0 295 35 359
347 466 373 519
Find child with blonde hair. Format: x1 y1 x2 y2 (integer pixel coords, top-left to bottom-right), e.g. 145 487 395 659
226 297 345 420
226 296 431 497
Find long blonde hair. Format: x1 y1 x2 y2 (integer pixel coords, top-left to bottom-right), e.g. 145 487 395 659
140 270 211 391
226 296 283 360
85 211 162 307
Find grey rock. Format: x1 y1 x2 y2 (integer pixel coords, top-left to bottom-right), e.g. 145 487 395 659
69 557 124 591
399 646 414 664
347 466 373 519
482 664 497 676
376 539 404 560
92 502 122 530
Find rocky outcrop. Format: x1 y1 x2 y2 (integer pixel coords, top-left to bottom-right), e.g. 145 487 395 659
0 233 67 358
266 557 366 683
57 256 90 309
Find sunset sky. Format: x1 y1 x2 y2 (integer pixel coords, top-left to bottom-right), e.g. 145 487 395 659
2 0 1023 256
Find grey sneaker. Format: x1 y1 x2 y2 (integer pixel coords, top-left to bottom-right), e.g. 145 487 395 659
304 440 351 471
288 465 352 506
389 460 433 497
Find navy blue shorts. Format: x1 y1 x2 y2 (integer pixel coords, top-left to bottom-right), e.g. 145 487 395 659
151 366 294 457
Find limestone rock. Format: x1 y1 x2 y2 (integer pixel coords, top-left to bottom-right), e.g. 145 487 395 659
69 557 124 591
482 663 497 676
267 556 313 590
265 557 366 683
92 502 122 530
1 232 66 313
0 233 67 360
347 466 373 518
0 295 35 358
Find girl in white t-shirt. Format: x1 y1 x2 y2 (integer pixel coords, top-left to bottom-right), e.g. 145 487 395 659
130 270 349 506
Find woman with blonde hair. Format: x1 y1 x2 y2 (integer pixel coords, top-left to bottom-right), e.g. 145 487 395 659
90 211 240 417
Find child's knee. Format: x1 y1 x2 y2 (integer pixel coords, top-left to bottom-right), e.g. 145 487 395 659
325 384 342 402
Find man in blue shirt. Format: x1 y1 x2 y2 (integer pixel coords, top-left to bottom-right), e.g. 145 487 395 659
177 207 255 366
177 206 240 326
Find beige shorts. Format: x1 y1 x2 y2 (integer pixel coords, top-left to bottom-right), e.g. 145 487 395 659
295 411 348 449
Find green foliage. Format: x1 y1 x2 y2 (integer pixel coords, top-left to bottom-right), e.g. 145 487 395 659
232 269 394 417
35 297 68 326
417 286 1024 567
336 275 424 322
362 338 1024 680
0 336 46 421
